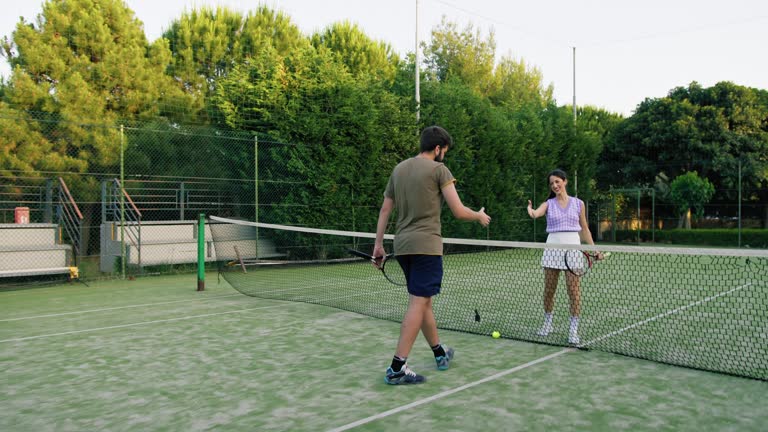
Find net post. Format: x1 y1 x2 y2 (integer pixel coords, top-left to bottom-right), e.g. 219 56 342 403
636 190 641 244
738 159 742 247
651 189 656 243
610 187 616 242
197 213 205 291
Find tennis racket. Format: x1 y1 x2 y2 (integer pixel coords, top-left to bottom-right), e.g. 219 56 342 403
564 250 610 277
347 249 407 286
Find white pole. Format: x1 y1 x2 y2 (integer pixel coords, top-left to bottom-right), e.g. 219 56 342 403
415 0 421 122
573 47 578 198
572 46 576 123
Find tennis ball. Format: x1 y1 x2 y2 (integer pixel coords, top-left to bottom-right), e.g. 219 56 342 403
492 331 501 339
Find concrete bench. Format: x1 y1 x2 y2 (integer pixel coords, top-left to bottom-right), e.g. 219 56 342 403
0 223 60 247
0 225 73 278
100 221 284 270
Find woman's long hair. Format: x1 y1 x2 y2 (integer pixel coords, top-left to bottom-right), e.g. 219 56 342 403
546 169 568 199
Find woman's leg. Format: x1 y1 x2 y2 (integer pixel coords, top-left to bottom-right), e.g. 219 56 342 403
543 268 560 312
565 272 581 316
565 271 581 343
538 268 560 335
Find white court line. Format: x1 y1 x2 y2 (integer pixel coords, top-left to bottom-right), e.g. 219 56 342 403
328 281 757 431
580 282 753 348
0 303 291 343
0 294 242 322
326 349 572 432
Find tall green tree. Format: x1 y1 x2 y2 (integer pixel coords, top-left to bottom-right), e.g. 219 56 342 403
1 0 190 181
239 6 307 57
490 57 553 109
422 18 556 112
669 171 715 228
0 102 83 176
423 18 496 97
311 21 400 83
572 106 623 197
601 81 768 225
163 5 307 106
163 6 246 97
211 43 416 230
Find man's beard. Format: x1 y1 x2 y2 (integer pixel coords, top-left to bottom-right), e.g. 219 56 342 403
435 150 444 162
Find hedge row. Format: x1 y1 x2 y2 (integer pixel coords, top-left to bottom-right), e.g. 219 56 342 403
614 229 768 248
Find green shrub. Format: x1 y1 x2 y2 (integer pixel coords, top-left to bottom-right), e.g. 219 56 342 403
614 229 768 248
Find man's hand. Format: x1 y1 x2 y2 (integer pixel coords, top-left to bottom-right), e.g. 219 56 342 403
372 245 387 269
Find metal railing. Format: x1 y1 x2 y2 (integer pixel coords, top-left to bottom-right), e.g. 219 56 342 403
56 177 83 259
0 177 54 223
118 179 225 221
109 179 142 267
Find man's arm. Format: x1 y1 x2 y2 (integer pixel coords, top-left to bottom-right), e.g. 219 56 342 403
442 183 491 226
373 196 394 260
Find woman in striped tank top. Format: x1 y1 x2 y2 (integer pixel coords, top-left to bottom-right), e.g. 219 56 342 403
527 169 601 345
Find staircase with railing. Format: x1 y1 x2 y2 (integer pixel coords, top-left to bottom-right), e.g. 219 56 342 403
57 177 83 261
100 179 143 271
0 177 82 279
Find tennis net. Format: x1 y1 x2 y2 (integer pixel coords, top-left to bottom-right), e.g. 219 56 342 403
209 215 768 381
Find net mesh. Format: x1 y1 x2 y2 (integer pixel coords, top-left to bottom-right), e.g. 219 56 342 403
209 216 768 381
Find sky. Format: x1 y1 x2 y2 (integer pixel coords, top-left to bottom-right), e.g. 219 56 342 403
1 0 767 116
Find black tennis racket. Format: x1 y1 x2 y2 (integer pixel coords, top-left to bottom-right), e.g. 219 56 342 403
347 249 407 286
564 250 610 277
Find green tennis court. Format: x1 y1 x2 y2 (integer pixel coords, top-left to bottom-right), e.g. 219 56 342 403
2 273 766 431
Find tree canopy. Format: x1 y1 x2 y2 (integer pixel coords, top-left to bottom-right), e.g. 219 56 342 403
0 0 191 180
600 81 768 224
311 21 399 83
669 171 716 229
1 1 765 234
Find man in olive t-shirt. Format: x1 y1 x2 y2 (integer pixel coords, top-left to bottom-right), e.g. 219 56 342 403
374 126 491 385
384 156 454 256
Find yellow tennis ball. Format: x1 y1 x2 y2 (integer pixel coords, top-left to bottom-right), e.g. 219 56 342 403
492 331 501 339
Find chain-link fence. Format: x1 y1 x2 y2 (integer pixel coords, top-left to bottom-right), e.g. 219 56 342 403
589 181 767 247
1 113 766 286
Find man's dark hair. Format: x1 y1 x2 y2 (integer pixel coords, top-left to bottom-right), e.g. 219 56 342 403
420 126 453 153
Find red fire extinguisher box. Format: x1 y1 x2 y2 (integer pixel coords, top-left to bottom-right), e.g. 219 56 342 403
14 207 30 224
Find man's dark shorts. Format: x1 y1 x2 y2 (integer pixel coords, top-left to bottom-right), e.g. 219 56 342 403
396 255 443 297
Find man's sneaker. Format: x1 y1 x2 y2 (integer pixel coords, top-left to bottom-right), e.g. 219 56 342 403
435 346 455 371
385 365 426 385
537 322 553 336
568 332 580 345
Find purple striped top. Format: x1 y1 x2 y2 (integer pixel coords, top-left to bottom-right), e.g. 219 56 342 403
545 197 583 233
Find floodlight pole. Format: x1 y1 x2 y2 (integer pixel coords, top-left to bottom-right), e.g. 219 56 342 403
572 46 577 122
415 0 420 122
572 47 578 198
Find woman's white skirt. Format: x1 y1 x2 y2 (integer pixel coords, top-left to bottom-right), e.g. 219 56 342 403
542 231 581 269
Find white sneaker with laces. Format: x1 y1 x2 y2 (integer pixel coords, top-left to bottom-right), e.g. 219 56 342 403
568 332 580 345
537 322 553 336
